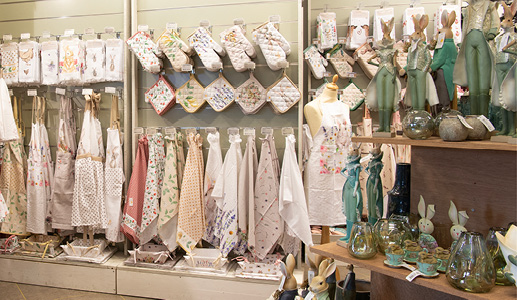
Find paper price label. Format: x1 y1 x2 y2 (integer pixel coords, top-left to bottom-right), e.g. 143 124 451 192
2 35 12 41
147 127 158 135
105 87 117 94
138 24 149 32
347 72 357 78
27 89 37 96
134 127 144 134
312 38 320 45
281 127 294 135
104 27 115 34
8 89 13 96
166 23 178 31
323 72 332 77
181 64 193 72
477 115 495 132
436 32 445 49
338 37 347 44
164 127 177 135
64 29 75 37
458 115 474 129
42 31 51 38
261 127 274 135
55 88 66 95
269 15 281 23
205 127 217 134
406 270 422 282
199 20 210 27
233 18 244 26
129 198 134 207
84 28 94 35
20 33 30 40
243 127 255 136
82 88 93 96
227 127 239 135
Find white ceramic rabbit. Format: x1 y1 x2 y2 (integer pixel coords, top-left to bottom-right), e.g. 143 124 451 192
417 196 438 252
306 260 336 300
448 200 469 242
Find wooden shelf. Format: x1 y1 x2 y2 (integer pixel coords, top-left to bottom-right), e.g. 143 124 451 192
311 242 517 300
351 136 517 151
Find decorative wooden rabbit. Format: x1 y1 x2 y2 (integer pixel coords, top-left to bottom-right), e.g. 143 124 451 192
417 196 438 252
448 200 469 249
400 14 439 111
307 260 337 300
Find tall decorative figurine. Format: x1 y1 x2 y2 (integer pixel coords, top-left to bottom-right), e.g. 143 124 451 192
365 144 383 226
492 2 517 138
448 200 469 249
399 14 439 111
430 10 458 114
365 17 401 136
453 0 499 117
501 39 517 139
340 146 362 242
417 196 438 252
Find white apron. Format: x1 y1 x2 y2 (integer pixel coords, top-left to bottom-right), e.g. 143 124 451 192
0 78 19 142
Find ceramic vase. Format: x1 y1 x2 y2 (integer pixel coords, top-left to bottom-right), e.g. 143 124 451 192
465 115 487 140
439 116 469 142
387 163 411 217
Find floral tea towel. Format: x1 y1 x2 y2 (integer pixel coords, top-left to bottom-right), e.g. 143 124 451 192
145 75 176 115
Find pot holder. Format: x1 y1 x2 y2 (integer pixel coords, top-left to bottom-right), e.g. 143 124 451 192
346 9 369 50
126 31 163 74
316 12 337 51
188 26 226 72
354 43 379 79
145 75 176 115
373 7 395 48
105 39 124 81
177 74 205 113
156 30 194 73
403 7 426 38
304 45 327 80
1 42 19 86
328 44 355 78
434 4 462 44
84 39 106 83
394 40 407 71
253 22 291 71
340 80 365 111
18 40 40 85
203 73 235 112
220 25 256 72
235 73 267 114
41 41 59 85
59 38 85 85
267 74 300 114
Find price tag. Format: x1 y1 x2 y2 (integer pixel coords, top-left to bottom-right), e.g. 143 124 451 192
64 29 75 37
436 32 445 49
55 88 66 95
323 72 332 77
312 38 319 45
233 18 244 26
3 34 12 41
338 37 347 44
42 31 51 38
181 64 193 72
261 127 274 135
477 115 495 132
138 25 149 32
104 27 115 34
8 89 13 96
164 127 177 135
105 87 117 94
82 88 93 96
367 36 374 43
129 198 134 207
27 89 37 96
281 127 294 135
134 127 144 134
458 115 474 129
269 15 281 23
147 127 158 135
406 270 422 282
20 33 30 40
243 127 255 136
244 62 255 70
199 20 210 27
347 72 357 78
205 127 217 134
185 128 197 135
227 127 239 135
84 27 94 35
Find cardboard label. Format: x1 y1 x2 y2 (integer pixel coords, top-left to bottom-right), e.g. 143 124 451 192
82 88 93 96
84 28 94 35
261 127 274 135
27 89 37 96
406 270 422 282
478 115 495 132
104 87 117 94
269 15 281 23
137 25 149 32
243 127 255 136
2 34 12 41
436 32 445 49
227 127 239 135
205 127 217 134
134 127 144 134
55 88 66 95
281 127 294 136
20 33 30 40
104 27 115 34
458 115 474 129
166 23 178 31
181 64 193 72
164 127 176 135
233 18 244 26
338 37 346 44
129 198 134 207
42 31 51 38
64 29 74 37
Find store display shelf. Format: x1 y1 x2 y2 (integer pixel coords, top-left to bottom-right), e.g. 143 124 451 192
351 136 517 151
311 242 516 300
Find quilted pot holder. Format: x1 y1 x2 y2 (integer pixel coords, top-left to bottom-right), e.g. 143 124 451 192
253 22 291 71
41 41 59 85
204 74 235 112
235 73 267 114
145 75 176 115
105 38 124 81
304 45 327 80
84 39 106 83
267 74 300 114
346 9 369 50
316 12 337 51
340 80 365 111
156 30 194 73
1 42 19 86
354 43 379 80
177 74 205 113
373 7 395 48
328 45 355 78
18 40 40 85
188 26 226 72
59 38 85 85
220 25 256 72
126 31 163 74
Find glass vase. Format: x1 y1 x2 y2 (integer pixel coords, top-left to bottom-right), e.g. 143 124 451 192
486 227 513 286
389 214 419 241
446 232 496 293
402 110 434 140
347 222 377 259
373 218 411 253
387 163 411 218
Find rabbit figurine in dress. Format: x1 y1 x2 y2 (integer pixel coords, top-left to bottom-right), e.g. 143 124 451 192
400 14 439 111
448 200 469 249
341 145 363 242
307 260 337 300
417 196 438 252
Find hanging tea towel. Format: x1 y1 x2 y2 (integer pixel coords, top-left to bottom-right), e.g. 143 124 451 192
329 45 355 78
0 78 19 142
59 38 85 85
373 7 395 48
220 25 256 72
188 26 226 72
203 74 235 112
18 40 40 84
304 45 328 80
156 30 194 73
176 75 205 113
434 5 461 45
1 43 19 86
145 75 176 115
266 75 301 114
203 131 223 247
84 39 106 83
126 31 163 74
105 39 124 81
316 12 338 51
235 73 267 114
403 7 426 38
252 22 291 71
41 41 59 85
346 9 370 50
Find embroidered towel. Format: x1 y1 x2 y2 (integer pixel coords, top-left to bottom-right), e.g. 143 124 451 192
41 41 59 85
1 43 19 86
59 38 85 85
203 132 223 247
105 39 124 81
84 39 106 83
346 10 370 50
18 41 40 84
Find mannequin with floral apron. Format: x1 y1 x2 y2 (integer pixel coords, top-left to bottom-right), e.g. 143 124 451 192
51 95 76 231
104 94 125 242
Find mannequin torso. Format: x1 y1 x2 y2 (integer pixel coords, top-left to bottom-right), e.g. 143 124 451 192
304 87 339 137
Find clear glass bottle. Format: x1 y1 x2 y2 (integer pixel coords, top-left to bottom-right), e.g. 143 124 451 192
446 232 496 293
486 227 513 286
402 110 434 140
373 218 411 253
347 222 377 259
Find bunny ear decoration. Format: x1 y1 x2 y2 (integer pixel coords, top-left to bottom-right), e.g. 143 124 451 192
419 14 429 30
418 195 426 218
387 17 395 33
322 262 337 279
279 261 288 277
448 201 459 225
381 19 388 33
318 259 329 276
427 204 436 220
285 254 296 275
447 10 456 27
441 10 449 28
511 1 517 17
458 211 469 226
412 15 421 32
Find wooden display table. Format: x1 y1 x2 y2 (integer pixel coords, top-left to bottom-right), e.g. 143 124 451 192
311 242 516 300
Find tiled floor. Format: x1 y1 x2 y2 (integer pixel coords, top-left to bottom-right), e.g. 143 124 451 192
0 281 152 300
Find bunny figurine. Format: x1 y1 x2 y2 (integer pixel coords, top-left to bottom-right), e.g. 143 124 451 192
268 254 302 300
340 145 363 242
306 260 337 300
417 196 438 252
400 14 439 111
448 200 469 249
429 10 458 114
